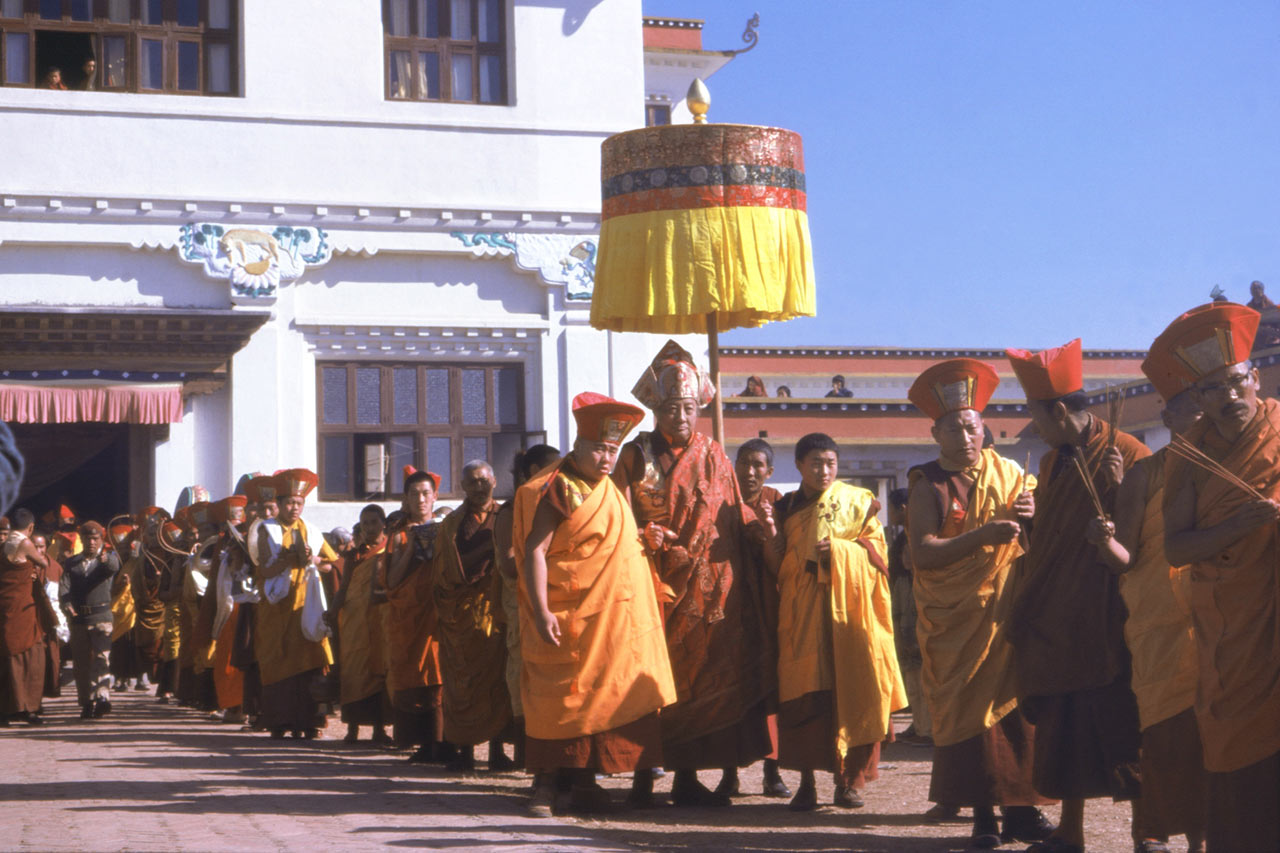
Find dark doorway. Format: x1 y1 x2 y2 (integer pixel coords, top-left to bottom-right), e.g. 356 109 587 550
7 423 148 526
35 30 93 88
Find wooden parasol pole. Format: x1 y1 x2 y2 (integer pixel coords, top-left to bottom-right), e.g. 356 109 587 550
707 311 724 447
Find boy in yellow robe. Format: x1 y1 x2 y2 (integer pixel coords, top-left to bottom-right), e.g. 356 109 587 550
770 432 906 811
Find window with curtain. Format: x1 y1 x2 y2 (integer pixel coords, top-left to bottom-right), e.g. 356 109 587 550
317 361 531 501
0 0 237 94
382 0 506 104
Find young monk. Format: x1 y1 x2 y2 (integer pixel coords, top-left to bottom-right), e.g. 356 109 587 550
516 392 676 816
770 432 906 811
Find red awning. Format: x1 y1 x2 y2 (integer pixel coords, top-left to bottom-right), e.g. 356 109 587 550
0 382 184 424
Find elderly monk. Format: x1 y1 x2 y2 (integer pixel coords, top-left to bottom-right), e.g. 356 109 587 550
906 359 1055 848
1 508 51 725
434 460 515 771
613 340 772 807
61 521 121 719
517 392 677 816
327 503 391 745
770 432 907 812
384 467 448 762
1006 339 1147 852
1157 303 1280 853
1086 342 1208 853
494 444 561 770
250 469 335 739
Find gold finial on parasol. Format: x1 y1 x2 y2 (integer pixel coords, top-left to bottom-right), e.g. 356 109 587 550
687 78 710 124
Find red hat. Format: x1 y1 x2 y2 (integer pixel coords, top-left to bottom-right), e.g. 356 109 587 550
133 506 169 527
1150 302 1260 384
42 504 75 527
159 520 183 548
274 469 318 499
572 392 645 445
1006 338 1084 401
244 475 280 505
908 358 1001 420
403 465 442 492
107 519 136 550
1140 347 1191 404
210 495 248 524
175 501 212 531
79 520 104 538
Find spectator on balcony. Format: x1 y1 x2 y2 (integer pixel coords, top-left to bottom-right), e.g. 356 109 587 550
75 58 96 91
825 375 854 398
41 67 66 90
776 385 792 398
739 375 768 397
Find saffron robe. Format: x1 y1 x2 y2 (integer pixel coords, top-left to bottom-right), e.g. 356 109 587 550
620 430 772 766
382 525 443 697
338 540 389 708
513 460 676 742
1165 399 1280 773
252 518 334 688
434 502 511 747
0 548 43 714
776 481 906 758
909 448 1033 747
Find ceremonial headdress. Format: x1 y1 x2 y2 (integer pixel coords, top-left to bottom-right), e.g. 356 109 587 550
274 468 318 499
210 495 248 524
402 465 441 492
244 475 280 505
1140 347 1191 404
234 472 263 497
631 339 716 410
572 391 645 445
182 501 213 529
106 518 135 550
908 358 1001 421
1148 302 1260 385
174 485 210 515
133 505 169 527
42 504 75 528
1006 338 1084 401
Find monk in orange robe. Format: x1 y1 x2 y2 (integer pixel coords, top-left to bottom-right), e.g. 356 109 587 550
906 358 1054 848
770 432 907 811
517 392 676 816
1159 303 1280 853
197 496 247 722
1087 344 1208 853
433 460 513 771
383 467 447 762
327 504 390 744
1006 339 1146 851
250 469 335 739
613 341 772 807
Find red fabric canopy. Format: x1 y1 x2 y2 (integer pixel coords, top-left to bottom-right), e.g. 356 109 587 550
0 382 184 424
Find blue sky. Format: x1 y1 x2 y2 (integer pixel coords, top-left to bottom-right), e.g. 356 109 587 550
639 1 1280 350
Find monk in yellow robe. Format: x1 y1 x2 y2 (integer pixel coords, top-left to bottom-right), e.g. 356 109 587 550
516 392 676 816
327 504 390 745
383 468 447 762
198 496 247 722
434 460 514 771
1159 303 1280 853
771 432 907 811
106 519 139 690
906 358 1054 848
1087 346 1207 853
250 469 335 739
128 507 171 693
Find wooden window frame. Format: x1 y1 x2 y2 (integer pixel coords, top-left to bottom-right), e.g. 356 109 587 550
316 361 528 502
382 0 507 105
0 0 237 94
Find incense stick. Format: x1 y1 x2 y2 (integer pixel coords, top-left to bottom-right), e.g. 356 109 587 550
1106 387 1125 448
1167 436 1267 501
1070 448 1107 519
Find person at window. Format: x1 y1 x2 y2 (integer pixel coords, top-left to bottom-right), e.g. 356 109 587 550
251 469 337 740
614 340 775 808
75 57 96 90
739 375 767 397
1 508 51 726
60 521 120 719
769 432 906 811
776 385 792 398
825 375 854 398
516 392 676 816
494 444 561 772
41 66 66 90
383 467 449 763
432 460 515 772
906 359 1055 848
326 504 391 746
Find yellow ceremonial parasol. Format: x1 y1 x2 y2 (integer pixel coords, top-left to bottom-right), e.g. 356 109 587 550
591 79 817 445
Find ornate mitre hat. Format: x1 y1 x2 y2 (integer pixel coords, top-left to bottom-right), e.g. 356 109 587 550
1140 346 1191 404
179 501 213 530
402 465 442 492
572 391 645 445
244 475 280 505
632 339 716 410
1149 302 1259 385
1006 338 1084 401
274 468 318 500
908 358 1001 421
210 495 248 524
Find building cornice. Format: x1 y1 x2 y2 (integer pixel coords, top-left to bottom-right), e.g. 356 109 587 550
719 346 1148 359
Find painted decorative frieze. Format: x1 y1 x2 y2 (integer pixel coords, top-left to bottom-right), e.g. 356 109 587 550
450 232 597 301
178 224 332 305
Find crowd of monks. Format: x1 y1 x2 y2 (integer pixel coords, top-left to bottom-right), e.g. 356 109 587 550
1 306 1278 853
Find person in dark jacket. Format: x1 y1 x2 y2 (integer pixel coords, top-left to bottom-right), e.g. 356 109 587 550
60 522 120 718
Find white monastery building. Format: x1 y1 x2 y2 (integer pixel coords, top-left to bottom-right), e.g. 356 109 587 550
0 2 745 527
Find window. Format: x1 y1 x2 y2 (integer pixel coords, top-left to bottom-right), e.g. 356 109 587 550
645 102 671 127
383 0 505 104
0 0 237 94
317 362 535 501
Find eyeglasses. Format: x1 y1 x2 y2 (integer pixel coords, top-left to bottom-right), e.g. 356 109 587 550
1195 372 1252 397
